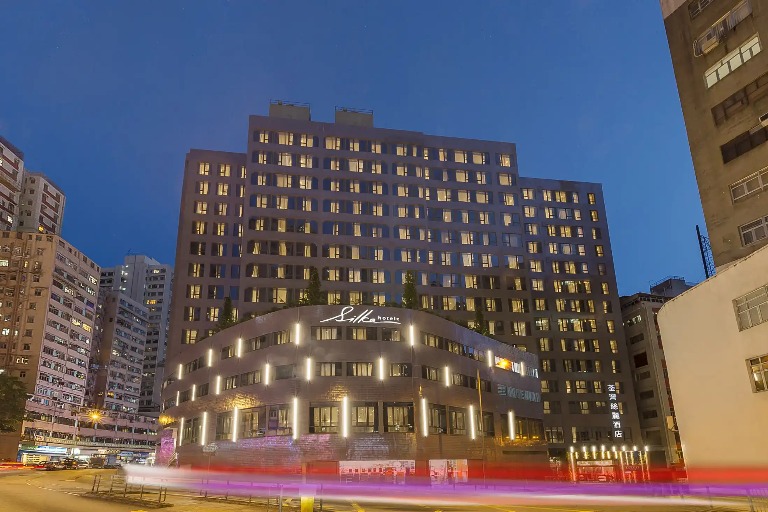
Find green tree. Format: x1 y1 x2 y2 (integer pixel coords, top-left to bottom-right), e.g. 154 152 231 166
402 271 418 309
216 296 236 332
473 302 490 336
0 373 27 432
300 266 326 305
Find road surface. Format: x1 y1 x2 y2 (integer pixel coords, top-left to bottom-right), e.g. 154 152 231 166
0 468 751 512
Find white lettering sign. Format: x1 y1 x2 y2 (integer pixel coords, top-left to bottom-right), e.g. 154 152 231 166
320 306 401 325
607 383 622 438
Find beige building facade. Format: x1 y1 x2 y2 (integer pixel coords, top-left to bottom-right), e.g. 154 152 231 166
663 0 768 267
658 245 768 475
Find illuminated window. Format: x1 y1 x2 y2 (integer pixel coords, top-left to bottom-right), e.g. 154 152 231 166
595 245 604 257
197 182 209 195
217 183 229 196
198 162 210 175
748 355 768 392
704 34 761 88
219 164 231 177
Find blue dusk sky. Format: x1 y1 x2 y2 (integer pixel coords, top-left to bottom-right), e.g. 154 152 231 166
0 1 703 295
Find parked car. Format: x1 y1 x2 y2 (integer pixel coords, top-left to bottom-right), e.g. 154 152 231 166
59 458 79 470
35 461 62 471
77 460 89 469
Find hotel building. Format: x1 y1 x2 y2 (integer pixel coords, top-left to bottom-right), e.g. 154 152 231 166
164 102 640 466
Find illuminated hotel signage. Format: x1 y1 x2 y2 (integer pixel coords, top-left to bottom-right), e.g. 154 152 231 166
497 385 541 402
320 306 401 325
607 383 623 438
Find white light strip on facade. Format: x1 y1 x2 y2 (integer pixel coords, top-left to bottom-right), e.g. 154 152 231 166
378 357 384 381
342 396 349 438
191 384 196 402
295 323 300 346
444 366 450 387
305 357 312 381
232 407 239 443
520 361 526 377
469 405 476 440
179 417 185 445
215 375 221 395
236 338 242 358
175 391 180 407
178 364 183 380
421 397 428 437
410 324 415 347
508 410 516 440
265 363 270 386
207 348 213 367
487 350 493 368
292 397 299 440
201 412 208 446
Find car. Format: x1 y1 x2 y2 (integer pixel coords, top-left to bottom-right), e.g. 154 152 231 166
59 458 79 470
35 461 62 471
77 460 89 469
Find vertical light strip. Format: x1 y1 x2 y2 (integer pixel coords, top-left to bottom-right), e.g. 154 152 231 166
201 412 208 446
178 364 183 380
444 366 450 387
421 397 428 437
215 375 222 395
191 384 196 402
469 405 476 440
341 396 349 438
305 357 312 381
378 357 385 381
292 397 299 440
487 350 493 368
410 324 415 347
175 390 180 406
520 361 526 377
232 407 239 443
265 363 270 386
295 323 300 346
508 410 516 440
207 348 213 367
236 338 242 358
179 417 185 445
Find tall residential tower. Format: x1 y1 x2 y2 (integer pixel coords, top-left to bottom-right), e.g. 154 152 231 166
100 255 173 415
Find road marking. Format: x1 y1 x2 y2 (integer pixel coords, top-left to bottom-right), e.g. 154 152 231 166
351 502 365 512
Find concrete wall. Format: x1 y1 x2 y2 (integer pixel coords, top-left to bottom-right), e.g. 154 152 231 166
658 244 768 474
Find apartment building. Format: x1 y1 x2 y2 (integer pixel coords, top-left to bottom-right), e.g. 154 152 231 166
0 136 66 236
0 136 25 231
165 102 640 464
620 277 693 472
657 0 768 478
88 290 148 414
100 255 173 415
17 171 65 235
663 0 768 267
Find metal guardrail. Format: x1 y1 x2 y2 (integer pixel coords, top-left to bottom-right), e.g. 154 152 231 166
91 473 167 505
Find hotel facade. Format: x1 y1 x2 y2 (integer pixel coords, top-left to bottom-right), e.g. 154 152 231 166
164 103 640 467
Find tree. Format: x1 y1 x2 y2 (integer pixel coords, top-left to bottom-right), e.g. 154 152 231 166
402 271 418 309
216 296 236 332
0 373 27 433
300 266 325 305
473 302 490 336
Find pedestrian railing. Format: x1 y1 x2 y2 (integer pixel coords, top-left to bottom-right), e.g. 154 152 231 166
90 473 168 505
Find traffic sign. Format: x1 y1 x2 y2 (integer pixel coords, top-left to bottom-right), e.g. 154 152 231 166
202 442 218 453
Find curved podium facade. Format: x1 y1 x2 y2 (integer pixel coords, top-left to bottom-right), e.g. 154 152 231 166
161 306 546 480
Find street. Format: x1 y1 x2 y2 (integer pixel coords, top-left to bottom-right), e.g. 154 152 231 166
0 469 753 512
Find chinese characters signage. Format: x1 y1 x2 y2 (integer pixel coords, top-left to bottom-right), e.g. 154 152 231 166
607 383 622 439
